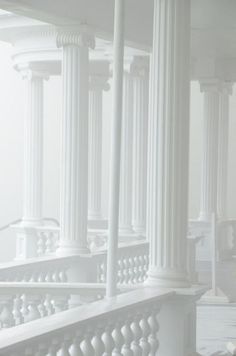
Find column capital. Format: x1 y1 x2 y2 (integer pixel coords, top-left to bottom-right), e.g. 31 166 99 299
16 64 49 81
200 78 224 93
56 25 95 49
89 75 110 91
130 56 150 77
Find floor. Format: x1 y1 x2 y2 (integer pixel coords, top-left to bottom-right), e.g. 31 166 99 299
196 259 236 355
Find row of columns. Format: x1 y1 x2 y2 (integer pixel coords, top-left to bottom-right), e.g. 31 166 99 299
15 26 150 258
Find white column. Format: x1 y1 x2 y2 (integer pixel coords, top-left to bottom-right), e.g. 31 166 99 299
131 57 149 237
21 68 47 226
119 67 134 235
146 0 190 288
217 83 232 220
106 0 125 298
13 66 48 260
199 80 222 222
88 74 109 221
56 27 95 256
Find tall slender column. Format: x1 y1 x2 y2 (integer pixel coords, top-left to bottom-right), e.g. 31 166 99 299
21 68 46 225
13 65 48 260
146 0 190 287
217 83 232 220
119 67 134 235
56 27 95 256
131 57 149 237
88 73 109 221
199 80 222 222
106 0 125 298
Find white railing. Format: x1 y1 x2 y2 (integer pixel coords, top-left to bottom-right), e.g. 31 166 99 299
0 288 174 355
94 241 149 284
0 283 105 329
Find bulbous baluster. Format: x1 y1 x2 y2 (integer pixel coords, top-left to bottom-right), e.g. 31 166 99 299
44 295 55 316
47 337 60 356
121 316 134 356
0 297 14 328
45 270 53 282
24 295 41 322
59 269 68 283
129 257 135 284
123 257 130 284
148 306 160 355
139 309 151 356
131 313 142 355
38 297 47 317
52 269 61 282
102 323 115 356
70 331 84 356
45 232 53 255
37 235 45 257
81 328 95 355
57 335 72 356
92 324 105 356
13 295 23 325
112 319 124 356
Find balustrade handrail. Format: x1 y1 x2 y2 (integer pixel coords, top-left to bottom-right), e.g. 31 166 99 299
0 217 60 234
0 288 174 353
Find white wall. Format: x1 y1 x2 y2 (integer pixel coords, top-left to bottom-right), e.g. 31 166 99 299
0 41 236 261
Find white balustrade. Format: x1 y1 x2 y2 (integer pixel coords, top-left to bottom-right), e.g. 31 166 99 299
0 283 105 329
0 288 173 355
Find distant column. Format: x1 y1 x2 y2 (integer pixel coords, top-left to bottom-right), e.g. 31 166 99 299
199 80 222 222
131 57 149 237
57 26 95 256
88 69 110 221
14 65 48 259
217 83 232 220
119 65 134 235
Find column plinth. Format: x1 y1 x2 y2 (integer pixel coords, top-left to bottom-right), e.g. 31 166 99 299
88 74 109 221
199 80 223 222
56 27 95 256
146 0 191 288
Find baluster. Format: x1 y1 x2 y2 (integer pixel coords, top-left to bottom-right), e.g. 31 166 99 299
58 335 73 356
38 270 46 282
70 331 84 356
121 315 133 356
148 306 160 355
139 309 151 356
92 324 105 356
45 270 53 282
37 234 45 257
134 256 140 283
53 295 68 313
129 257 135 284
47 337 60 356
44 294 55 315
38 296 48 318
24 295 41 322
0 297 14 328
59 269 68 283
13 295 23 325
112 319 124 356
45 232 53 255
81 328 95 355
131 313 142 355
102 323 115 356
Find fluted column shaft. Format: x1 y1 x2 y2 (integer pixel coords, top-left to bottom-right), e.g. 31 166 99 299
119 71 134 234
217 84 232 220
199 81 222 222
22 70 46 225
88 76 109 220
57 28 95 255
146 0 190 287
132 58 149 236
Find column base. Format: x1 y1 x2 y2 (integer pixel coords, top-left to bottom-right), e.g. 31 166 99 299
56 245 90 257
200 287 233 304
145 268 190 288
157 286 207 356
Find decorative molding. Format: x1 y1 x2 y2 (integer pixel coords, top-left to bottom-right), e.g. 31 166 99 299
56 25 95 49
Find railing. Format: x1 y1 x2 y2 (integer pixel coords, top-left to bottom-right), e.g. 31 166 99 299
94 241 149 284
0 283 105 329
0 288 174 355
